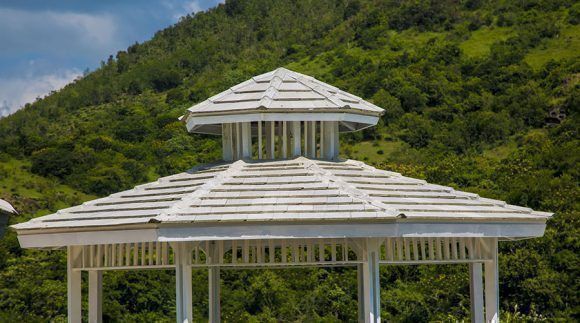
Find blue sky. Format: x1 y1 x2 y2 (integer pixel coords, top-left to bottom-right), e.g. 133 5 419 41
0 0 223 117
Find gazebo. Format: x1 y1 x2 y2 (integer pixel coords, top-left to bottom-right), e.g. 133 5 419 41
13 68 552 323
0 198 17 237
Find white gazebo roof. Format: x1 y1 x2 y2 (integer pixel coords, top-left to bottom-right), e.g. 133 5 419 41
0 199 17 215
182 67 384 134
13 157 551 248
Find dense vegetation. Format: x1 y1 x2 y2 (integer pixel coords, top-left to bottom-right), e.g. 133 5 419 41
0 0 578 321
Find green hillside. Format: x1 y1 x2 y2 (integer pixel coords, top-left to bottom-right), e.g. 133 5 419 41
0 0 578 321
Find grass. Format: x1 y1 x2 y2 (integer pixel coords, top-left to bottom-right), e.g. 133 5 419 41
460 26 513 58
525 24 580 69
0 157 95 219
341 139 403 164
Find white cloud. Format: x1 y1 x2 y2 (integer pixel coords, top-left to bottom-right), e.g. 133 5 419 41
0 69 82 117
163 0 221 20
0 8 120 56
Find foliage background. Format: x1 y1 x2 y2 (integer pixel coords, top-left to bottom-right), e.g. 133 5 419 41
0 0 578 321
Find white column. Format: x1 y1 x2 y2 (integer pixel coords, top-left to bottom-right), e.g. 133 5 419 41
484 238 499 323
282 121 288 158
208 242 221 323
241 122 251 159
258 122 263 159
357 263 365 323
469 263 484 323
67 246 82 323
209 267 221 323
308 121 316 158
266 121 275 159
173 243 193 323
89 271 103 323
322 121 339 159
222 123 233 161
360 239 381 323
291 121 301 157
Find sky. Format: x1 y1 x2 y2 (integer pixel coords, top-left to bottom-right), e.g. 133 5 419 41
0 0 223 117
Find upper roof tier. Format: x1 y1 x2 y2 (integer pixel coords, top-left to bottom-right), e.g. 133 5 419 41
181 67 385 135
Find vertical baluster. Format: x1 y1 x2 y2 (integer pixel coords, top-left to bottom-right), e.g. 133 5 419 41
386 238 393 261
243 240 250 264
331 240 337 262
396 239 404 261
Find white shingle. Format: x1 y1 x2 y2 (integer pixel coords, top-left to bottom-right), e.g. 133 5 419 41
12 157 552 231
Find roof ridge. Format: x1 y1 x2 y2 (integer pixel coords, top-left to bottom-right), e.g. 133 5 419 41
299 157 398 217
154 160 246 222
258 68 285 109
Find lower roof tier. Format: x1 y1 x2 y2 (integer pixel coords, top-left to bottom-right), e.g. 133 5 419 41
13 157 551 234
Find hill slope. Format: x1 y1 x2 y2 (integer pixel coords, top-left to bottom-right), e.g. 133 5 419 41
0 0 578 321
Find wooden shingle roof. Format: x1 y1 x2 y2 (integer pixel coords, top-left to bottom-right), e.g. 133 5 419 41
12 158 551 231
182 68 384 134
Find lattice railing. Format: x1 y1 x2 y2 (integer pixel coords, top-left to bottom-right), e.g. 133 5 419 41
73 237 492 270
79 242 173 270
193 238 361 267
379 237 490 264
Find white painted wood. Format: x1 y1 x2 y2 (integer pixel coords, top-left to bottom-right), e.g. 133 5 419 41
67 246 82 323
291 121 301 157
258 122 263 159
234 123 240 160
222 123 233 161
469 263 484 323
484 238 499 323
360 238 381 323
241 122 251 158
357 263 365 323
322 121 338 159
308 121 316 158
304 121 308 156
89 271 103 323
282 121 288 158
208 242 221 323
174 242 193 323
266 121 275 159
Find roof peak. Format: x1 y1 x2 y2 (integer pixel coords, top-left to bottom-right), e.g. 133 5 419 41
182 67 384 135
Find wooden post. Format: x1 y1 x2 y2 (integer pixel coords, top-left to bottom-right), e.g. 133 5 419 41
222 123 233 161
67 246 82 323
322 121 338 159
266 121 275 159
309 121 316 158
484 238 499 323
357 263 365 323
89 271 103 323
282 121 288 158
241 122 251 159
208 242 221 323
291 121 301 157
173 242 193 323
257 122 263 159
469 263 484 323
359 238 381 323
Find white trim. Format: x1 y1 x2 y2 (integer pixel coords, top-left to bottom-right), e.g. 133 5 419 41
16 222 547 248
186 112 379 131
